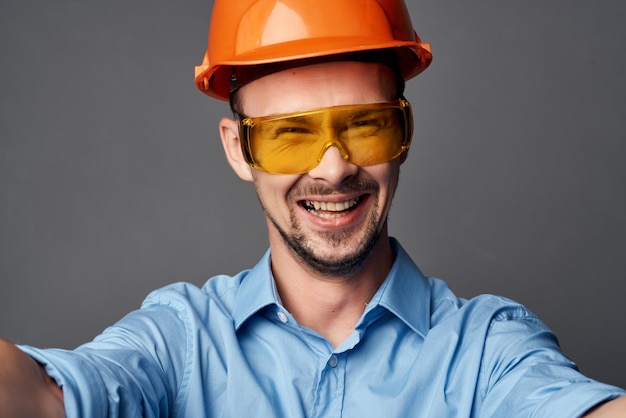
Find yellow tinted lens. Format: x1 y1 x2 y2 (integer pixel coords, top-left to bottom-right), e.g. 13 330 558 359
240 100 412 174
339 105 406 166
249 113 324 174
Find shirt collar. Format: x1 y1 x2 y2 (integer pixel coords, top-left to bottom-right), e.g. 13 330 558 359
233 249 280 330
368 238 432 338
233 238 432 337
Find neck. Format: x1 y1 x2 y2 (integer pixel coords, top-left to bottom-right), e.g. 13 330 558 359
270 232 394 348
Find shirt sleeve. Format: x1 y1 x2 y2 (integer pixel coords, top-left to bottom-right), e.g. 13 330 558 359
19 295 190 418
477 304 626 417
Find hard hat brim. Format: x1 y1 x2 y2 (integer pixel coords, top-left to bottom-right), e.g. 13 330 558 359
195 38 432 101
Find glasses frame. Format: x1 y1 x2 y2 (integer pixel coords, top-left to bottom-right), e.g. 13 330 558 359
238 99 414 174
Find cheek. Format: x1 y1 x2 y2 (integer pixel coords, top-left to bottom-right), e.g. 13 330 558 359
365 162 401 191
364 163 401 214
252 172 302 207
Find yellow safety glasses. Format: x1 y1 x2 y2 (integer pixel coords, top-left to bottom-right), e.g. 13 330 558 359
238 99 413 175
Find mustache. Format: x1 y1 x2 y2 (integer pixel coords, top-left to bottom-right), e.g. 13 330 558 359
290 178 379 198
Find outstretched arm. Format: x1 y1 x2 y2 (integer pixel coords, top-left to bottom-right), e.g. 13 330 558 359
584 396 626 417
0 338 64 418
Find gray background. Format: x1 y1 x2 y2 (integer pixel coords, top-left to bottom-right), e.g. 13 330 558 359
1 0 625 389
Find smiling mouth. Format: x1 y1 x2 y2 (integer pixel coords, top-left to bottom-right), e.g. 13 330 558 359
301 196 362 219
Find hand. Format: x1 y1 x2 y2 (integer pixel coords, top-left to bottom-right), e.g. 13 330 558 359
0 339 64 418
584 396 626 417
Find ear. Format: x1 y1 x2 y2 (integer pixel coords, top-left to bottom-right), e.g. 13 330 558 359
398 149 409 165
219 117 254 182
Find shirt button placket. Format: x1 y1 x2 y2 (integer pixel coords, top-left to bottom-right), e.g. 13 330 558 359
313 353 345 417
328 355 338 368
277 311 288 323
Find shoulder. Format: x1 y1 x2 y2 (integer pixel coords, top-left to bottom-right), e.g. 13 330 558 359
428 277 537 328
138 272 250 321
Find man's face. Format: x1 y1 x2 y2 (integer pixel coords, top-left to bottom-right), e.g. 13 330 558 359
237 61 406 276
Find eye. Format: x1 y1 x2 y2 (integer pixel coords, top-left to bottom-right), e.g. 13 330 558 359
345 119 383 136
352 119 381 127
276 126 310 135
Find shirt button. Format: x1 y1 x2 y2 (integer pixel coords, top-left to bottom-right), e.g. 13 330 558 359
277 311 288 323
328 355 338 368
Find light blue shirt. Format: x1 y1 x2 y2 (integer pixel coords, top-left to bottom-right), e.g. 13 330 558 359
21 239 625 417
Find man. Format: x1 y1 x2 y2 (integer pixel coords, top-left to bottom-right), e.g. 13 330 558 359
1 0 625 416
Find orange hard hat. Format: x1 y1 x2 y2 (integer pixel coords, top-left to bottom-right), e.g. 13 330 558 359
195 0 433 101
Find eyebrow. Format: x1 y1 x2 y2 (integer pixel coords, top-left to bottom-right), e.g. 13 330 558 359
250 103 392 125
347 108 380 119
274 115 312 124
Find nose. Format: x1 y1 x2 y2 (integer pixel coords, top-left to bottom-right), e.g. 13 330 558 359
306 145 358 185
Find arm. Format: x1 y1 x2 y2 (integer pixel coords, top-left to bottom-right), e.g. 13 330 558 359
0 338 64 418
2 285 199 417
477 301 626 416
584 396 626 417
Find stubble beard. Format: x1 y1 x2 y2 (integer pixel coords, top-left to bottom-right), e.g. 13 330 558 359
260 180 387 277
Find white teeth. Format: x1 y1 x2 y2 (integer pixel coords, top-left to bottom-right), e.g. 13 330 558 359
304 198 359 213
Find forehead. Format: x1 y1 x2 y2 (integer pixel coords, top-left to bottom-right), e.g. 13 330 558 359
239 61 398 117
